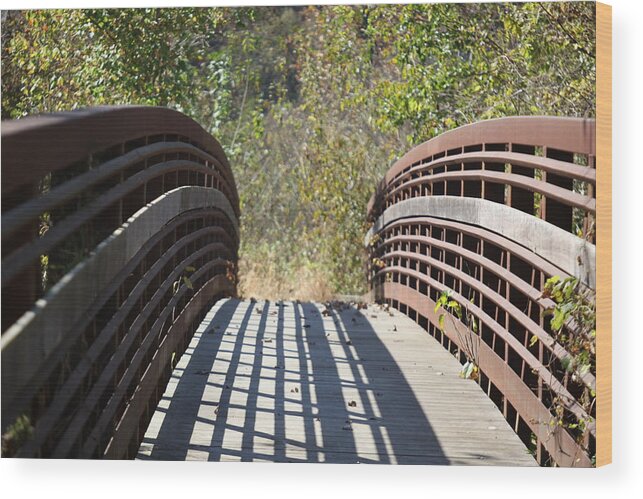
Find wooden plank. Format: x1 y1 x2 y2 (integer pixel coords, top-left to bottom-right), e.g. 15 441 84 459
138 299 536 466
596 1 612 468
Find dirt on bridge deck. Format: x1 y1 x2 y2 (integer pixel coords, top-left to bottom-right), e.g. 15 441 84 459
137 298 536 466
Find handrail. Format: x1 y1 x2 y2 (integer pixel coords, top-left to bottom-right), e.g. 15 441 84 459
367 116 596 240
1 141 230 239
366 116 596 467
390 151 597 185
385 169 596 213
1 106 238 207
1 106 239 459
383 116 595 185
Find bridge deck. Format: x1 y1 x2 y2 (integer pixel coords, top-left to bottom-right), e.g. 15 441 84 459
138 298 536 465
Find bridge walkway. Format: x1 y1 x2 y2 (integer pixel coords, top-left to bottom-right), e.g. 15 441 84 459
138 298 536 465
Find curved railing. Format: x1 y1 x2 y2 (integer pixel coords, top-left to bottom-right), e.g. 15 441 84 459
1 106 239 458
366 116 596 467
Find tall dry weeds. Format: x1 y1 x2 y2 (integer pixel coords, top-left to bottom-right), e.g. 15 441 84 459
237 257 335 302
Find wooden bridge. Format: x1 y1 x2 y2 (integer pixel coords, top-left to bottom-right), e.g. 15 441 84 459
1 107 596 466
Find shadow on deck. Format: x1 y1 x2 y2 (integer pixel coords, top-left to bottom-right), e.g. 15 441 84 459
138 298 535 465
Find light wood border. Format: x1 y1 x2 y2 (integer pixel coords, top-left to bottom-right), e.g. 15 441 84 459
596 1 612 467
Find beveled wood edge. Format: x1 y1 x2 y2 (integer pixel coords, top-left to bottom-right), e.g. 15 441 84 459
596 1 612 467
366 196 597 288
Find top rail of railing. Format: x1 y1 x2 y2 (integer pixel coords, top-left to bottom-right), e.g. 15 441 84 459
367 116 596 242
2 106 239 209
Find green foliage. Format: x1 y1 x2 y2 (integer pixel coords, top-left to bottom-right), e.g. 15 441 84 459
313 2 596 144
173 265 196 294
232 3 596 296
1 9 228 119
1 415 33 457
542 276 596 380
541 275 596 463
1 4 596 297
434 289 479 380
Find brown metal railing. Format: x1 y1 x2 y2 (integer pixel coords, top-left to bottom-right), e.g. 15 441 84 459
1 106 239 458
366 116 596 467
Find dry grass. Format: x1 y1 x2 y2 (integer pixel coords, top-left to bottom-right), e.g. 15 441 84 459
237 257 335 302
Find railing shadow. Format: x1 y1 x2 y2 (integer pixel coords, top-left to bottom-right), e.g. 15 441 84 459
326 304 448 464
139 298 447 464
141 298 246 460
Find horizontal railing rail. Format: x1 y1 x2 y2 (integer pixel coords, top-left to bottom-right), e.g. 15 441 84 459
366 116 596 467
368 116 596 241
1 106 239 459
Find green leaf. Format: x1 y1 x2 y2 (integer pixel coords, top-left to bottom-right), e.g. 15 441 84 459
551 308 566 331
561 356 572 372
438 313 445 331
548 275 561 285
529 335 539 347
